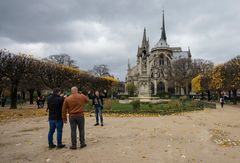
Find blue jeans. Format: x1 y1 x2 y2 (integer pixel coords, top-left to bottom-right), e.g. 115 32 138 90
95 105 103 124
48 120 63 146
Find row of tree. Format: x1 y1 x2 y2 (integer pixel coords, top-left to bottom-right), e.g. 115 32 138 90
192 56 240 104
153 57 212 95
0 50 114 109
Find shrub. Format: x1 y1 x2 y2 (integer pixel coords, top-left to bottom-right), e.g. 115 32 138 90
119 95 129 100
131 99 140 112
167 100 181 110
104 99 112 110
200 101 216 109
148 103 153 109
170 95 180 99
126 83 137 96
179 96 188 101
84 103 93 112
157 92 170 99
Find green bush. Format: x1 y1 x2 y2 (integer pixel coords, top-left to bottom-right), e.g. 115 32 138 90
126 83 137 96
84 103 93 112
179 96 188 101
157 92 170 99
168 100 181 109
104 99 112 110
148 103 153 109
119 95 129 100
84 99 212 115
200 101 216 109
131 99 140 112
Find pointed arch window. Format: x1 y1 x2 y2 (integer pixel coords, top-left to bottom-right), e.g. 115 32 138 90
166 58 170 66
159 54 164 65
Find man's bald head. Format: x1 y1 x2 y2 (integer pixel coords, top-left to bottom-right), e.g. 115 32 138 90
71 86 78 94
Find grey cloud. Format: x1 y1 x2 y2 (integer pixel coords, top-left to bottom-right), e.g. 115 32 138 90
0 0 239 80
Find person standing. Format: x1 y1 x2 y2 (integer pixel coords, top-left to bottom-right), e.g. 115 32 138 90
88 90 107 126
1 95 6 107
42 96 46 108
36 96 41 109
220 96 224 108
47 88 65 149
62 87 89 150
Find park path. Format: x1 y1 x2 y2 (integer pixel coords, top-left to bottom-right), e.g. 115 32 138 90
0 104 240 163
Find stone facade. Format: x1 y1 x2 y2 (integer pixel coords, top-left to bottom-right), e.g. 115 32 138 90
126 12 191 97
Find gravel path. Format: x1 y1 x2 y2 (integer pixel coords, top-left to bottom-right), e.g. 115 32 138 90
0 104 240 163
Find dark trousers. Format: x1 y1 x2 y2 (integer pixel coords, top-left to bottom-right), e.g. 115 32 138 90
1 100 6 107
221 103 224 108
48 120 63 146
69 116 85 147
95 105 103 124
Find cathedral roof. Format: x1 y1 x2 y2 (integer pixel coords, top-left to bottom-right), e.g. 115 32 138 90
172 51 190 60
154 39 169 48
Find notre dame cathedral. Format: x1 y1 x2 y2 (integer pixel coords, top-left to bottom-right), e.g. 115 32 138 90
126 12 191 97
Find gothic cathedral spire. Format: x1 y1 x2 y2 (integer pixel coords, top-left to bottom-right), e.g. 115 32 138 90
160 10 167 41
154 10 169 48
138 28 150 59
141 27 148 48
128 58 131 70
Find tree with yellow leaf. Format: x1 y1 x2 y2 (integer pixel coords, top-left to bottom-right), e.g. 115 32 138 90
101 76 120 98
191 59 214 100
209 64 226 95
191 75 203 93
101 76 119 86
224 55 240 104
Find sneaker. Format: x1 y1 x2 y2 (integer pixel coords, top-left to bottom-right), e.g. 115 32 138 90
70 146 77 150
57 144 66 149
49 144 56 149
94 123 99 126
101 123 104 126
80 144 87 149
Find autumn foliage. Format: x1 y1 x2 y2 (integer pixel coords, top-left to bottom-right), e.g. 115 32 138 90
0 50 114 108
191 75 203 93
191 55 240 104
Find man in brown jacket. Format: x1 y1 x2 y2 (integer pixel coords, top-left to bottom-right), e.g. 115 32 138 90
62 86 89 149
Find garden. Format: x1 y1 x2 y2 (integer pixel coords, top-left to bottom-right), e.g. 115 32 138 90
84 99 216 115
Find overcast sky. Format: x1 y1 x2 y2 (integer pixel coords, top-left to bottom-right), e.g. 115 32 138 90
0 0 239 80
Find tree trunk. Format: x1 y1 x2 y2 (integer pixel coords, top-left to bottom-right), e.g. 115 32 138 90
201 92 204 100
218 91 222 99
179 87 181 96
29 89 34 105
10 84 18 109
233 89 237 105
21 91 26 100
207 90 211 101
37 90 41 97
183 87 186 96
228 90 231 99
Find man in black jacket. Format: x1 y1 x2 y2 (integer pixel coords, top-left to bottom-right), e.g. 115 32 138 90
88 90 107 126
47 88 65 149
